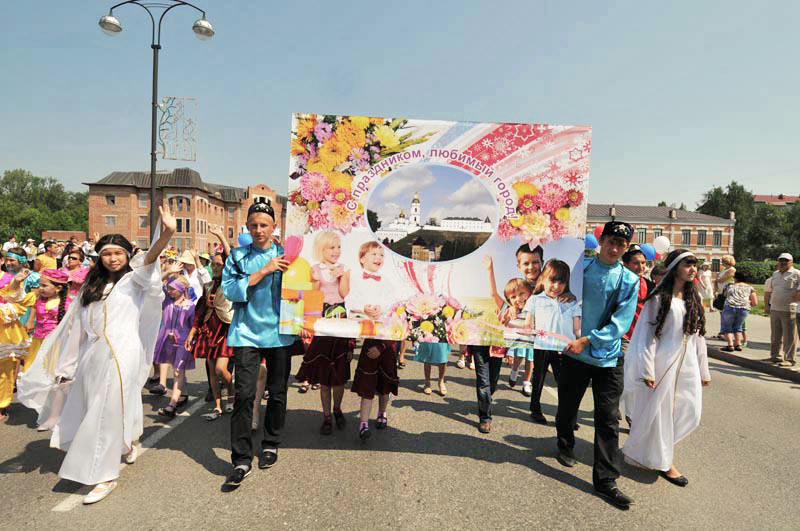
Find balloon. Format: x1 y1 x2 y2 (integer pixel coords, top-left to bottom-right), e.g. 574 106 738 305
585 234 598 249
593 225 603 241
283 235 303 264
655 253 662 261
653 236 670 254
237 232 253 247
283 256 312 289
640 243 656 261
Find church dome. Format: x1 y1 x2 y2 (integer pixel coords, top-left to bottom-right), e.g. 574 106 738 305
399 210 406 218
412 192 420 204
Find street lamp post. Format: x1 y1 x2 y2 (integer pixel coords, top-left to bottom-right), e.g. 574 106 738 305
99 1 214 244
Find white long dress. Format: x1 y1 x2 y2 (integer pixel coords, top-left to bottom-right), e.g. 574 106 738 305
18 253 163 485
622 296 711 471
699 270 714 300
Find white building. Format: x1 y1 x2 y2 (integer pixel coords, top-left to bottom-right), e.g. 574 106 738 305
375 192 493 242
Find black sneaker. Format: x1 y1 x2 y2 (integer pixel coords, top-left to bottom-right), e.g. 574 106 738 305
258 447 278 469
223 465 251 488
594 484 633 510
530 411 548 425
556 449 577 467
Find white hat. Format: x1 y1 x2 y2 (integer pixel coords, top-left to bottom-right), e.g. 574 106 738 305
177 250 195 265
777 252 793 261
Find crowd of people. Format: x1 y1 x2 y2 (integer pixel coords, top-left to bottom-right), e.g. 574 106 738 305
12 207 797 511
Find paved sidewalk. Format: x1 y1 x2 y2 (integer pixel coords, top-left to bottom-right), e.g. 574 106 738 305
703 310 800 383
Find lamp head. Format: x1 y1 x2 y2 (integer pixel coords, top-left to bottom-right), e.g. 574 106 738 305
99 13 122 36
192 18 214 40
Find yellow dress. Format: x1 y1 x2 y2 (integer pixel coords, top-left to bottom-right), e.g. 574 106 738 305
0 287 36 409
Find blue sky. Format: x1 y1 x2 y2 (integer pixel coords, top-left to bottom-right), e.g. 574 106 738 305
2 1 798 207
370 164 496 225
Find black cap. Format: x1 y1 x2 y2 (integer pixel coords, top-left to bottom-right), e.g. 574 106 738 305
601 221 633 242
622 244 644 263
247 197 275 220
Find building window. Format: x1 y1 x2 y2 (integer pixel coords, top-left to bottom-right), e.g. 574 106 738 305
139 215 149 228
137 237 148 249
138 193 148 208
228 207 234 220
711 259 721 272
105 195 115 206
104 215 116 227
653 228 663 239
228 227 234 239
184 218 191 233
713 230 722 247
177 197 183 211
636 228 646 243
697 230 707 246
185 198 191 212
176 219 183 233
681 229 691 245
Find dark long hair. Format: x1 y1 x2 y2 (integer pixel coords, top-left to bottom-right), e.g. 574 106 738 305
55 283 69 324
81 234 133 306
644 248 706 338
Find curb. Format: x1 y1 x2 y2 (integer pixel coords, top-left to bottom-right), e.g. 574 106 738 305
707 346 800 383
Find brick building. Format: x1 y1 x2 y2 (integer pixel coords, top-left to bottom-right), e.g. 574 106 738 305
85 168 286 252
753 194 799 208
587 204 736 272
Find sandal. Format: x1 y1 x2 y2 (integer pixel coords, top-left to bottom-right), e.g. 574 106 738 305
397 360 406 369
158 404 177 419
176 395 189 409
320 416 333 435
311 383 321 390
224 402 234 414
298 382 310 393
456 358 466 369
721 346 734 352
333 410 346 430
376 414 388 430
203 408 223 421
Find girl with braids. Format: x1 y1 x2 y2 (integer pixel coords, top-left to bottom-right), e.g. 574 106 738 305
17 200 176 505
622 249 712 488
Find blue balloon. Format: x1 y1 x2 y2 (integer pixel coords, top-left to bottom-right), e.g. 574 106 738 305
237 232 253 247
640 243 656 261
585 234 598 249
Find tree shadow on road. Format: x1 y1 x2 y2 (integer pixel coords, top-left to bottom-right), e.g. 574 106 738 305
709 361 797 386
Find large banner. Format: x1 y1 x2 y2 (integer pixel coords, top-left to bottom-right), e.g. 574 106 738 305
280 114 591 348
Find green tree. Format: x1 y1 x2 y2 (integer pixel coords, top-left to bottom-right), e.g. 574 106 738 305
697 181 757 258
367 209 381 232
0 169 88 242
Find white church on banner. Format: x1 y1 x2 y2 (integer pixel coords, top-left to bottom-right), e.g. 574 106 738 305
375 192 492 242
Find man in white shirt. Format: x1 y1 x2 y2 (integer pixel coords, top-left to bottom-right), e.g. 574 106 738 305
2 236 17 252
764 253 800 366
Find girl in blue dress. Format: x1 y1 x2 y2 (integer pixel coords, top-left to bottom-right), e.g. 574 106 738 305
413 342 451 395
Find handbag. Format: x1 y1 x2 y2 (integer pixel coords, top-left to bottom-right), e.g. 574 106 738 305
712 284 727 311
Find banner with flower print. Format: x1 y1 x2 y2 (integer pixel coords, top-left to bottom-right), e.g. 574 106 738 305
280 114 591 349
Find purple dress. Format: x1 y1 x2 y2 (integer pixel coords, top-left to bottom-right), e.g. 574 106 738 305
153 298 196 371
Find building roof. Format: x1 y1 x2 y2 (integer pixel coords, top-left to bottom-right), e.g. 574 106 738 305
442 216 483 221
753 194 799 206
84 168 286 205
587 204 734 225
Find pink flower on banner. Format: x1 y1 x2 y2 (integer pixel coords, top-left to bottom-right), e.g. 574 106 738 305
442 295 462 311
299 172 330 201
420 333 439 343
534 183 567 213
328 188 350 205
447 316 479 344
521 210 552 245
348 147 371 171
314 122 333 143
564 169 582 185
550 219 567 240
322 201 357 232
496 217 518 241
308 142 318 158
566 189 583 207
307 208 327 230
517 194 537 214
406 293 445 319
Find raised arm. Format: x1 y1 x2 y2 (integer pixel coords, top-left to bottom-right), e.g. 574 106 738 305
144 201 177 266
209 225 231 256
483 255 505 310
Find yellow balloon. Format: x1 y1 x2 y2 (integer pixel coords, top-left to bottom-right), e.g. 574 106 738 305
283 257 312 289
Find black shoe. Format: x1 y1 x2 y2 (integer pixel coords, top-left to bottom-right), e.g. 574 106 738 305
333 410 346 430
659 471 689 487
148 383 167 396
223 465 251 488
574 423 580 431
359 425 371 441
594 484 633 510
721 346 734 352
530 411 548 425
320 417 333 436
176 395 189 409
258 447 278 469
556 449 577 467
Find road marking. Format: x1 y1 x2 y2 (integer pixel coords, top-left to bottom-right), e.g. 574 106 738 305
51 399 205 512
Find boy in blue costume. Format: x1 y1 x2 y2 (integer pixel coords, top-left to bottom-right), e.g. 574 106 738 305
222 199 296 489
556 221 639 510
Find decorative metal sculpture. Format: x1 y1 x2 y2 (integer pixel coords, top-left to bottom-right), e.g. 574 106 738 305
157 96 197 161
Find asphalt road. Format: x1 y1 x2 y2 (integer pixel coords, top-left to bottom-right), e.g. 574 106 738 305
1 350 798 530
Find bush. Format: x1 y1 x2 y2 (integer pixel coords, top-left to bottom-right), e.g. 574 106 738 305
735 260 776 284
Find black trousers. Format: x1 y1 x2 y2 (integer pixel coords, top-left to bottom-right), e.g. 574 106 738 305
529 349 561 413
231 345 291 467
555 355 623 488
470 345 502 422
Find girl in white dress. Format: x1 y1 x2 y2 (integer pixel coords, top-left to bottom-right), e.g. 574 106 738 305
18 202 176 504
622 249 711 487
698 263 714 311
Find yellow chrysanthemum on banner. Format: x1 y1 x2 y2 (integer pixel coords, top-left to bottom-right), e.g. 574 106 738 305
327 172 352 192
348 116 370 130
419 321 435 334
355 203 365 215
509 216 524 228
318 139 350 170
555 207 571 221
295 117 316 142
306 200 320 210
290 138 307 157
512 181 539 199
307 157 332 174
442 306 455 318
374 125 400 149
335 122 366 152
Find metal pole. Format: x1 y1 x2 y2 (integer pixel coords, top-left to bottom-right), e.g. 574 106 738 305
149 43 161 245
